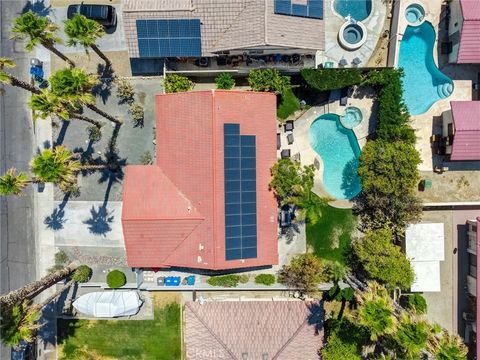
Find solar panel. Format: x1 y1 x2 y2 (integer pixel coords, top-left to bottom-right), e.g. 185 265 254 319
224 123 258 261
136 19 202 58
273 0 323 19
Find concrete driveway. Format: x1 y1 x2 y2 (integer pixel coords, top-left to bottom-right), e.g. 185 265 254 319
48 3 127 54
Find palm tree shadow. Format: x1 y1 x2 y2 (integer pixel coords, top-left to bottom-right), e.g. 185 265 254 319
54 121 70 146
92 64 114 104
44 193 71 230
341 158 361 199
83 205 114 236
22 0 51 16
306 301 324 335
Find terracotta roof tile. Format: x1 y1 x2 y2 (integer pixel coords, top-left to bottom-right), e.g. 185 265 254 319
458 0 480 63
450 101 480 160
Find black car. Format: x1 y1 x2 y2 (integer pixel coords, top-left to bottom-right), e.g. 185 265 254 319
67 4 117 28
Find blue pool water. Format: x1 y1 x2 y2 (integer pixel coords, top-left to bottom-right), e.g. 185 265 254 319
334 0 372 21
398 21 453 115
309 114 362 200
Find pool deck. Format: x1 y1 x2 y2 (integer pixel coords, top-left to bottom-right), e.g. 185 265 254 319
278 87 377 208
321 0 387 67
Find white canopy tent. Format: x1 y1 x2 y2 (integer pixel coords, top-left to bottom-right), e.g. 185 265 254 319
405 223 445 292
73 291 143 318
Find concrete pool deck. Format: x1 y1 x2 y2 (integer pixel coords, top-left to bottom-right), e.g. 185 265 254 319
278 87 377 207
321 0 387 67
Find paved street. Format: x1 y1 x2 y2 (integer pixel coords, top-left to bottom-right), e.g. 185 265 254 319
0 0 38 358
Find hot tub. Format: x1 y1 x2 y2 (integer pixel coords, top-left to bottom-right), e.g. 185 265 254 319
405 3 426 26
338 21 367 50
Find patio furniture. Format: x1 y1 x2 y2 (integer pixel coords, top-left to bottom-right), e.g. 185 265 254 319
187 275 196 285
339 58 348 67
165 276 181 286
281 149 291 158
287 133 294 145
284 120 294 132
340 87 348 106
352 57 362 66
293 152 301 162
156 276 165 286
277 133 281 150
324 61 334 68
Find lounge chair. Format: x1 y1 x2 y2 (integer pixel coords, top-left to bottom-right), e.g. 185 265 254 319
284 120 294 132
281 149 291 159
287 133 294 145
277 133 281 150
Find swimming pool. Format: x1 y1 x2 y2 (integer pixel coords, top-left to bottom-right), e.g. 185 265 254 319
334 0 372 21
398 21 453 115
309 113 362 200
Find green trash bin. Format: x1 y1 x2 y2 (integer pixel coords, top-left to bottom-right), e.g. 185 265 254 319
421 178 432 191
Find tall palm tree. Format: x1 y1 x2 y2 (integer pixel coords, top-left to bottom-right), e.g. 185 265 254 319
50 68 121 125
393 315 431 360
0 301 40 347
0 58 41 94
0 263 76 308
356 281 397 341
0 168 29 195
11 11 75 67
427 330 468 360
64 14 111 69
31 146 80 191
30 90 103 129
287 187 329 225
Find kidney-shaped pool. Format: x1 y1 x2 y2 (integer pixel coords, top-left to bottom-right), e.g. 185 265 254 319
309 113 362 200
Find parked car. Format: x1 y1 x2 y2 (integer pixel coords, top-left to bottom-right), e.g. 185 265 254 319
67 4 117 28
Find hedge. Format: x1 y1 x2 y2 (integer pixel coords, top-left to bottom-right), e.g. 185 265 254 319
215 73 235 90
300 68 363 91
106 270 126 288
254 274 276 286
207 275 242 287
164 74 193 93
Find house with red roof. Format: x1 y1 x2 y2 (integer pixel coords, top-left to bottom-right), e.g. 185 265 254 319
121 90 278 270
448 0 480 64
442 101 480 160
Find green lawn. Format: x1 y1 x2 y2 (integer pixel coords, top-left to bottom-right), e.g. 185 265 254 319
306 204 357 265
57 297 181 360
277 87 301 120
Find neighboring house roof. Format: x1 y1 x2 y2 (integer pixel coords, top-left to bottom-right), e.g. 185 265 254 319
185 300 323 360
458 0 480 63
405 223 445 292
476 217 480 359
450 101 480 160
122 0 325 57
121 90 278 270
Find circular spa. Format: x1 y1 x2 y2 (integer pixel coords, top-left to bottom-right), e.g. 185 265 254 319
340 106 363 129
405 3 426 26
338 21 367 50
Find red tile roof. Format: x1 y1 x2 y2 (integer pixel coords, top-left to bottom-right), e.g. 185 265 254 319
450 101 480 160
458 0 480 63
122 90 278 269
185 300 323 360
476 217 480 358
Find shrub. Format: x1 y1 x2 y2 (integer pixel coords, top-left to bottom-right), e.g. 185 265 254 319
139 151 153 165
129 102 144 127
116 78 135 104
239 274 250 284
248 68 290 93
164 74 193 93
401 293 427 314
207 275 241 287
269 158 315 202
106 270 126 288
300 68 363 91
215 73 235 90
86 125 102 142
255 274 275 286
278 253 325 293
48 250 70 273
72 265 92 283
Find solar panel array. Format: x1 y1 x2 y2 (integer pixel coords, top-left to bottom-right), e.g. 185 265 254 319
136 19 202 58
224 124 257 261
274 0 323 19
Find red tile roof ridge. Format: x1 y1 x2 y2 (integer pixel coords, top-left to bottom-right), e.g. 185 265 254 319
271 302 323 359
185 302 239 360
161 219 205 266
158 89 277 97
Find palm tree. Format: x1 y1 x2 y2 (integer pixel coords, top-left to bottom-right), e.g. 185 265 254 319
324 261 348 284
30 90 103 128
0 301 40 347
11 11 75 67
0 58 41 94
356 282 397 341
427 330 468 360
0 168 29 195
0 263 76 308
50 68 121 125
64 14 111 69
393 315 431 360
31 146 80 191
